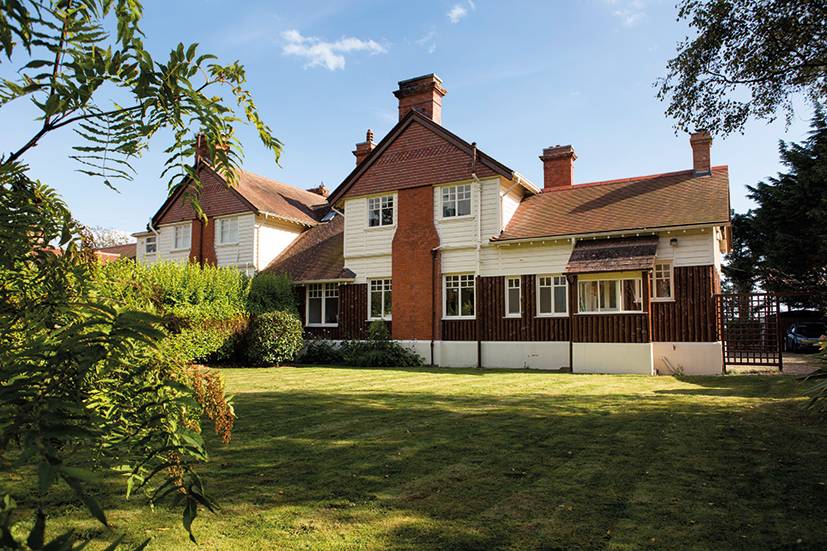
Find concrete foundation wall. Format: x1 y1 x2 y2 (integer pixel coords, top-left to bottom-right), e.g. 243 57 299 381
652 342 723 376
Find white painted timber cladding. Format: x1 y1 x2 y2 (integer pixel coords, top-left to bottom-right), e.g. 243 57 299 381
155 223 190 264
254 215 303 271
343 194 397 258
135 235 158 264
654 230 716 266
345 255 392 284
501 184 523 229
433 178 501 248
213 213 255 269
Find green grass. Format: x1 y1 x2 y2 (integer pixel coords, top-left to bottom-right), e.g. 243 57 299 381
6 367 827 549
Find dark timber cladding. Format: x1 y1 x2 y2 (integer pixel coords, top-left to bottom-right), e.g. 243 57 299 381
651 266 718 342
569 274 650 343
297 284 384 340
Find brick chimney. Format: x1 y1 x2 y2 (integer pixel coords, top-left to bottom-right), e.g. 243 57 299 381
307 183 329 198
690 131 713 175
393 74 447 124
540 145 577 190
352 129 375 165
194 133 228 165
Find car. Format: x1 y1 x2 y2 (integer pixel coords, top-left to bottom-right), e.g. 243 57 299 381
785 321 827 352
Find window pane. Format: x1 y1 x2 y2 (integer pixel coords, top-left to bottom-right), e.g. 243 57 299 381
622 280 641 311
384 289 392 316
507 287 520 314
368 208 380 227
599 281 618 311
381 206 393 226
443 201 456 218
656 279 671 298
539 286 552 314
308 298 322 324
370 291 383 318
457 197 471 216
462 287 475 316
553 286 567 313
324 297 338 324
446 287 459 316
579 281 599 312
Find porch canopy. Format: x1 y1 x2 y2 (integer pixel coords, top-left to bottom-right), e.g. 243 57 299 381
564 235 658 274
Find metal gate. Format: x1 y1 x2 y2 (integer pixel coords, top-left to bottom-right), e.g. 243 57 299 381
715 293 782 370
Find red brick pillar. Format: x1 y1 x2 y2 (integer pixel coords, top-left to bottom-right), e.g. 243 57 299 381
189 218 217 266
392 186 441 340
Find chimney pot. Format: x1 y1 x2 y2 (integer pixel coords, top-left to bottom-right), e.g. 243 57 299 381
690 131 713 175
540 145 577 190
393 74 447 124
353 128 376 166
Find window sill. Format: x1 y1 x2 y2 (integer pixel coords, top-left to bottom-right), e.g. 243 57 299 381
504 314 522 319
536 313 569 318
365 224 395 232
367 317 392 322
443 316 476 321
651 298 675 303
439 215 475 223
306 323 339 328
170 247 190 253
215 241 240 247
575 311 645 315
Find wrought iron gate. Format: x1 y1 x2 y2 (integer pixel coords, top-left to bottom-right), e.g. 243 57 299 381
715 293 782 370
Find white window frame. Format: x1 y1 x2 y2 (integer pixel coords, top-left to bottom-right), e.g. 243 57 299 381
216 215 239 246
305 283 339 327
368 278 392 320
505 276 521 318
577 277 643 314
537 274 569 317
443 273 476 319
652 261 674 302
144 235 157 254
440 184 473 219
172 223 191 251
367 195 394 228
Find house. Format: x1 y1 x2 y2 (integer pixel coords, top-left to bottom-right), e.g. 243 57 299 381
133 136 331 274
266 74 731 375
92 243 137 262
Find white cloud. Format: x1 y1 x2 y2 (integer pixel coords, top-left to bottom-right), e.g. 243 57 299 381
607 0 646 26
416 29 437 54
281 29 386 71
447 1 475 24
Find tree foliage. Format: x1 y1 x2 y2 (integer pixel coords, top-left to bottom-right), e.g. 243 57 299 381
723 109 827 305
657 0 827 135
0 0 281 546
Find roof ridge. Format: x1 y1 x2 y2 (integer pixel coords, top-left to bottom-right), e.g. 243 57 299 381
540 165 729 193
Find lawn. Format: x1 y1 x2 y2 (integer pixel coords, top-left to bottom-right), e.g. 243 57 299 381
7 367 827 549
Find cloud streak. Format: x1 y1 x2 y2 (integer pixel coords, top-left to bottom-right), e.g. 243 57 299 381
281 29 386 70
447 0 475 23
607 0 646 26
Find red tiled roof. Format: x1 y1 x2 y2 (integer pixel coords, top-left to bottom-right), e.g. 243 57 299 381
264 214 354 282
497 166 730 241
93 243 137 259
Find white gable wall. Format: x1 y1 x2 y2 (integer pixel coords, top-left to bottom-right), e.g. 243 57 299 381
254 215 303 271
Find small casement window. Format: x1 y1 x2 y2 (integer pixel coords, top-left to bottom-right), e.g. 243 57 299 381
578 278 642 313
307 283 339 326
505 276 521 317
217 216 239 245
445 274 475 318
144 235 157 254
441 184 472 218
368 195 394 227
173 224 191 250
369 279 392 320
653 262 674 300
538 275 568 316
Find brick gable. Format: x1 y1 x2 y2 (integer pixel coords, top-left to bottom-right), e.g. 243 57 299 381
347 120 497 198
156 166 253 226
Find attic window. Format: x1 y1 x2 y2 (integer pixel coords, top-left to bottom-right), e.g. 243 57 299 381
442 184 471 218
368 195 394 227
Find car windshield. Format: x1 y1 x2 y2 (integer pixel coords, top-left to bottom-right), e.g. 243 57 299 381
797 323 826 338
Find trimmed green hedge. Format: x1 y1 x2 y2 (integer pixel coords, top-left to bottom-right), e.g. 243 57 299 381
247 272 298 316
245 311 304 366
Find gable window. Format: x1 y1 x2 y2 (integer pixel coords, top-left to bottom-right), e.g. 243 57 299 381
505 277 521 317
217 216 239 245
173 224 191 251
369 279 392 320
441 184 472 218
368 195 394 227
445 274 475 318
306 283 339 326
538 275 568 316
144 235 157 254
653 262 674 301
578 278 642 313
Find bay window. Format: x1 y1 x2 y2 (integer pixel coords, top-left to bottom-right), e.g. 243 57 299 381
368 195 394 227
444 274 475 318
653 262 674 300
538 275 568 316
578 277 642 313
505 276 521 317
369 279 392 320
441 184 472 218
306 283 339 326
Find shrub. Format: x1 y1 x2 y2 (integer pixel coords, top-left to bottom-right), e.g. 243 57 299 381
339 320 424 368
298 339 345 364
245 311 304 366
247 272 298 316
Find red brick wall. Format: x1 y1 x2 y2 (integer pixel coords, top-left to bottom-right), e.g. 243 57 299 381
157 165 252 225
392 186 441 340
346 121 496 198
189 218 217 266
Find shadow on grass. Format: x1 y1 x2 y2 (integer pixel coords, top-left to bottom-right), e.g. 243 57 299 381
7 381 826 549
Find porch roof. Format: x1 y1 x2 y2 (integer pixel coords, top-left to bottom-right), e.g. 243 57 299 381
564 236 659 274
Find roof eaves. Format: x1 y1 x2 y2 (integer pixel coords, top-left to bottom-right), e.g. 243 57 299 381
491 220 731 244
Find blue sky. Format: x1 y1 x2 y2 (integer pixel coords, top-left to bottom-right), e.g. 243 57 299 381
0 0 814 235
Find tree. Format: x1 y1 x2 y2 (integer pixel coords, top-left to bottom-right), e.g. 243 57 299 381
657 0 827 135
721 211 760 293
87 225 133 247
727 109 827 306
0 0 281 547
